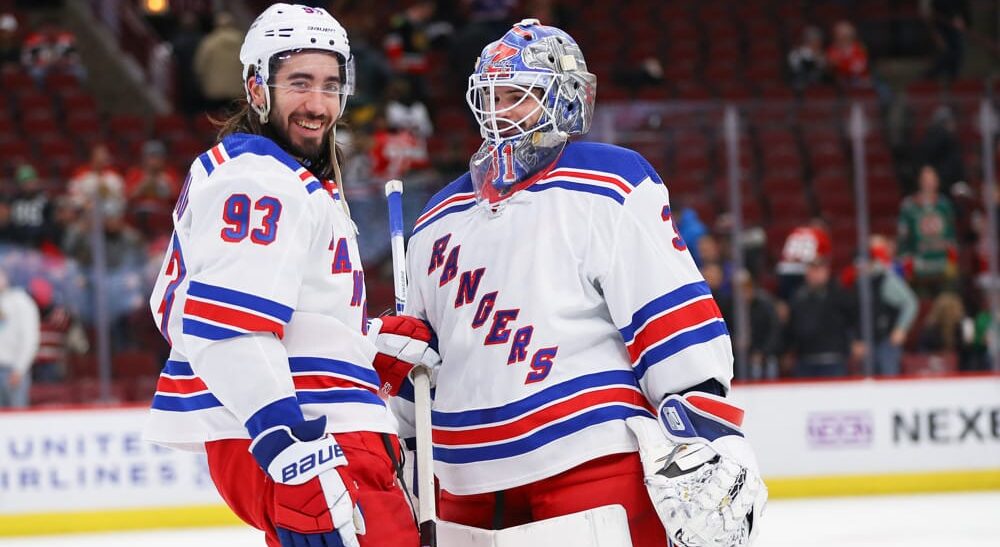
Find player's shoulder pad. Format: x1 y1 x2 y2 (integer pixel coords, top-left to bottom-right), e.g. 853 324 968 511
196 133 327 197
412 172 475 237
562 141 663 186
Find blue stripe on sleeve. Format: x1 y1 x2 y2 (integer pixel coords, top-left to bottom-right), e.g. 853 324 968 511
151 392 223 412
182 318 243 340
163 360 194 376
431 370 639 428
433 405 649 464
198 152 214 176
633 320 730 379
297 389 386 407
288 357 381 387
187 281 294 322
619 282 712 343
304 180 323 194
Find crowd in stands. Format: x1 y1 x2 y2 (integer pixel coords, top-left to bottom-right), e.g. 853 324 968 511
0 0 996 408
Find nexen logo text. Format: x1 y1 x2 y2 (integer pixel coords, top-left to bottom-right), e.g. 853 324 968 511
281 444 344 482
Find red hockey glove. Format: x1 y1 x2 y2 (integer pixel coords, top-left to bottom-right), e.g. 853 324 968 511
367 315 440 397
249 413 364 547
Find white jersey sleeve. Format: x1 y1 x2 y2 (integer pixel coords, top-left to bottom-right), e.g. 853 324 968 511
175 152 317 426
589 156 733 402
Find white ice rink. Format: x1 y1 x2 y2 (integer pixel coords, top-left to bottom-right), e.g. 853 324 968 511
1 492 997 547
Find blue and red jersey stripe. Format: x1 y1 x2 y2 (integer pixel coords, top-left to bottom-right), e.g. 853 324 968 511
619 281 730 379
182 281 293 340
430 370 654 464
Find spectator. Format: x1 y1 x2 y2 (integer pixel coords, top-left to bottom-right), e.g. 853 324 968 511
124 140 180 238
0 266 40 408
776 218 832 302
784 258 860 378
788 25 828 91
697 233 734 298
846 235 920 376
67 143 126 217
0 12 20 71
21 21 85 84
62 203 145 270
924 0 970 80
898 165 958 295
826 20 870 88
369 109 431 183
963 285 995 371
675 202 708 266
0 201 16 244
451 0 516 86
28 276 86 383
384 1 450 77
614 56 665 91
717 270 782 380
919 291 966 353
193 11 243 111
9 163 58 250
170 11 206 114
919 105 965 194
337 10 392 110
385 76 434 138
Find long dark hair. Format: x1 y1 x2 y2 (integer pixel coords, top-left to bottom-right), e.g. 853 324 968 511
213 80 344 181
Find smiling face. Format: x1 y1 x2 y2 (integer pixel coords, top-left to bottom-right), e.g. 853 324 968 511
249 51 343 160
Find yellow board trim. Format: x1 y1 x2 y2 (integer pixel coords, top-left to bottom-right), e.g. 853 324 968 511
0 505 242 537
2 470 999 537
767 469 1000 498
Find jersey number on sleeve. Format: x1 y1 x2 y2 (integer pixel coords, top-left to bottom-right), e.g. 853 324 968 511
660 204 687 251
221 194 282 245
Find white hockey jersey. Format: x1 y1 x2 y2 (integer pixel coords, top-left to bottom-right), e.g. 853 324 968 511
144 133 395 451
396 141 734 495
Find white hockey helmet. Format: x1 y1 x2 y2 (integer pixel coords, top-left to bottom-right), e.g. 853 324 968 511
239 3 354 123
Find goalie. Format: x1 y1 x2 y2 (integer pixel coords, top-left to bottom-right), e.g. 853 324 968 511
384 19 767 547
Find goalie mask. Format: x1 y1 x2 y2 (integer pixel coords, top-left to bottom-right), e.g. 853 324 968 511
466 19 596 205
239 3 355 124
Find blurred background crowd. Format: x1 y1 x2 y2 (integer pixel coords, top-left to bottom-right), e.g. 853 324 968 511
0 0 997 407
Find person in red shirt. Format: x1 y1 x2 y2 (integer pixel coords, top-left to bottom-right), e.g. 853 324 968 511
123 140 180 238
776 218 833 302
826 20 870 88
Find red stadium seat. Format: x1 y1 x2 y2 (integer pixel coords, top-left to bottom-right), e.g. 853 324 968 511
113 350 160 380
61 92 98 113
1 70 35 94
44 72 82 94
108 114 149 140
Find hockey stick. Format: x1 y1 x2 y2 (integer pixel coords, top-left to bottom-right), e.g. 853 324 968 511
384 179 437 547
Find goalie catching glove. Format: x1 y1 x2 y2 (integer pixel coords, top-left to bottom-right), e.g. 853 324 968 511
250 415 365 547
626 393 767 547
367 315 441 397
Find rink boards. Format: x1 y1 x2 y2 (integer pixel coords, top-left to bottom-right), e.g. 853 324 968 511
0 374 998 536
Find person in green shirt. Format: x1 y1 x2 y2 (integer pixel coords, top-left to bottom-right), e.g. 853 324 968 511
897 165 959 295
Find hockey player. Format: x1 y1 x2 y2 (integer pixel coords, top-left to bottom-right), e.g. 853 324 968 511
143 5 435 547
392 20 767 547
